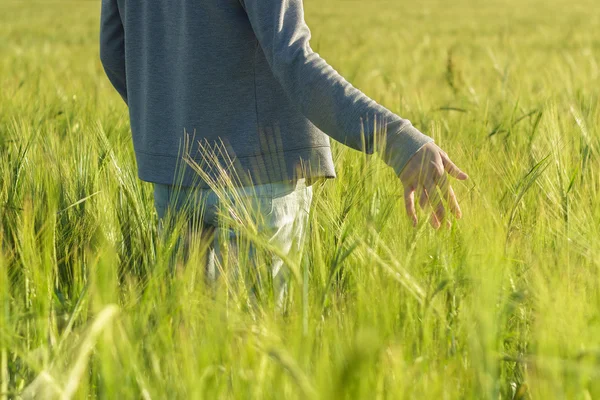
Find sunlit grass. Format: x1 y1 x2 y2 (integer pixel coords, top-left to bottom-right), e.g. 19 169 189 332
1 0 600 398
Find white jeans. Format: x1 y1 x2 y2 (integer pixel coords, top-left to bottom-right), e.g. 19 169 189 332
153 179 313 303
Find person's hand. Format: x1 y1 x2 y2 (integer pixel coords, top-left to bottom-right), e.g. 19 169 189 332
399 142 468 229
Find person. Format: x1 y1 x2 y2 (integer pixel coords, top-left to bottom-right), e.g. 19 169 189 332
99 0 468 296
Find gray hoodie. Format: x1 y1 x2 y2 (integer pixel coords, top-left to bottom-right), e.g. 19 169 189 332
100 0 433 187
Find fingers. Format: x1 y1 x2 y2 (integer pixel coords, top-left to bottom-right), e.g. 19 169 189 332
437 175 462 219
404 187 418 227
446 185 462 219
429 211 441 229
426 182 445 229
418 184 443 230
411 185 462 229
440 152 469 180
403 148 467 229
419 188 428 210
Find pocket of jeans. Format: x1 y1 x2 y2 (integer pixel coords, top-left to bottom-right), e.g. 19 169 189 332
251 183 274 217
267 180 310 218
227 183 274 219
270 180 300 200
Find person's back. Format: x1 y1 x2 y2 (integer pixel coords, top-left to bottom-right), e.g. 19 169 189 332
100 0 434 188
100 0 468 298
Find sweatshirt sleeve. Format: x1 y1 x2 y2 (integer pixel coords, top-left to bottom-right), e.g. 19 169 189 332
100 0 128 104
240 0 433 174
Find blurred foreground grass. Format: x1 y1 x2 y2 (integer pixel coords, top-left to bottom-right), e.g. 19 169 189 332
1 0 600 398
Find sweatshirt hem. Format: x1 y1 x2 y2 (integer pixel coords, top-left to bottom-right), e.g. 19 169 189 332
136 145 337 188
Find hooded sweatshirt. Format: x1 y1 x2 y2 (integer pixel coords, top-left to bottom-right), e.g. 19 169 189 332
100 0 433 187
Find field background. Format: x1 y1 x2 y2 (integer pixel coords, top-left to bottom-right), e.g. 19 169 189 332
1 0 600 398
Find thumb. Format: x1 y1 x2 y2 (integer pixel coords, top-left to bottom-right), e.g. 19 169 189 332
441 152 469 180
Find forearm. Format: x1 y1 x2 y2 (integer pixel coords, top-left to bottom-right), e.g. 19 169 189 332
242 0 432 172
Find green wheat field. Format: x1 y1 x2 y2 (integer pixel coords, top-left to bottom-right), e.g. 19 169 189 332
1 0 600 398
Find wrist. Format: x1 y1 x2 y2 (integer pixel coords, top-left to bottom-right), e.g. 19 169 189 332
380 120 434 175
